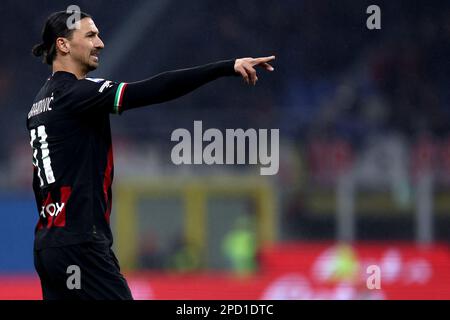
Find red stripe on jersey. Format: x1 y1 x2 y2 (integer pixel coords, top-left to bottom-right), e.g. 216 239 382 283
43 192 54 228
53 187 71 227
103 146 114 224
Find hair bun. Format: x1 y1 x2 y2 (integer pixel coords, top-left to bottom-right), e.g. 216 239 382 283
32 43 45 57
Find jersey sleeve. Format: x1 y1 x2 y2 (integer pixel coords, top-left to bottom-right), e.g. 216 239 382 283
120 59 237 112
63 78 128 115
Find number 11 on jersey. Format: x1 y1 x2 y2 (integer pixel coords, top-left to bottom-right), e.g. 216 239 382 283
30 125 55 186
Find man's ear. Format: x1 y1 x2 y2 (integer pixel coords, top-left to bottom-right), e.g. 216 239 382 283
55 37 70 54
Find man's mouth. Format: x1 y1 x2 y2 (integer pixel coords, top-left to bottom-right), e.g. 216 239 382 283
90 53 99 62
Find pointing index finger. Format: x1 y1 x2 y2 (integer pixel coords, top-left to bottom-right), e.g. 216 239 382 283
256 55 276 63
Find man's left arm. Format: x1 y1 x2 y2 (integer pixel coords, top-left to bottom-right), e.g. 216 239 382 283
113 56 275 114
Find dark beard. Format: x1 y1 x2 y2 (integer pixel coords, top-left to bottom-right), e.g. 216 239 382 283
87 63 98 71
83 61 98 73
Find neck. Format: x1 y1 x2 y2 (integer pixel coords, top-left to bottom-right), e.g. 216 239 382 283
52 59 88 80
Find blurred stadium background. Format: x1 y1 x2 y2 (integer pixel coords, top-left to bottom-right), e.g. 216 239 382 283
1 0 450 299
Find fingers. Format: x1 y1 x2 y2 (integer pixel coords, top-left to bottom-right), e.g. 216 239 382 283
236 64 257 85
234 55 275 85
252 56 275 71
261 62 275 72
254 55 276 64
259 55 276 63
235 65 250 85
243 64 258 85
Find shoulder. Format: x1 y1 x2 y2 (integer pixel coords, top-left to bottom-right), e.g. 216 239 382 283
77 77 116 91
61 76 115 98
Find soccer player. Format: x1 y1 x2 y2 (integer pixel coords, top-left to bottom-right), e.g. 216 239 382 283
28 10 275 300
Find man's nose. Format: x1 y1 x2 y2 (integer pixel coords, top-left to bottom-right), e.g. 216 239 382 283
96 37 105 50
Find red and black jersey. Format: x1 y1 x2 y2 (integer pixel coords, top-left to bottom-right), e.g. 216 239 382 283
27 71 128 250
27 60 237 250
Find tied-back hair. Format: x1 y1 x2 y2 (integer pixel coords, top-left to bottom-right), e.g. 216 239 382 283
32 10 91 65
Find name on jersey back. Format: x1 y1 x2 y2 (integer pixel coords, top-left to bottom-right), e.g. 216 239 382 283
28 93 54 119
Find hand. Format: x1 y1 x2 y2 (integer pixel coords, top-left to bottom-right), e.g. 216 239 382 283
234 55 275 85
